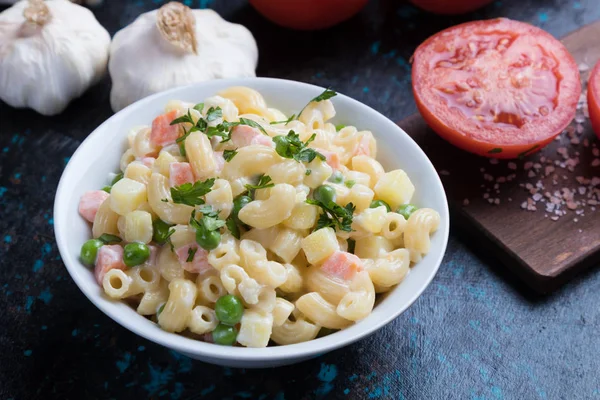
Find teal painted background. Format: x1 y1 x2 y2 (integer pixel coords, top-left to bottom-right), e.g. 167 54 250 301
1 0 600 399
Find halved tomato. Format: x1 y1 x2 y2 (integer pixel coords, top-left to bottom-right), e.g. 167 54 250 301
409 0 494 15
412 18 581 159
588 61 600 138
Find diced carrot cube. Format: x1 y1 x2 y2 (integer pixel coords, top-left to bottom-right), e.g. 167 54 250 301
79 190 110 223
321 251 363 280
150 110 181 147
169 162 195 187
175 244 212 274
94 245 126 284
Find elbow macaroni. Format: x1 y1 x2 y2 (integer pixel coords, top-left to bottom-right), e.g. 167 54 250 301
80 87 441 348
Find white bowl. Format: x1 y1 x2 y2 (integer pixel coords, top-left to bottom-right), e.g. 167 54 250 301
54 78 449 368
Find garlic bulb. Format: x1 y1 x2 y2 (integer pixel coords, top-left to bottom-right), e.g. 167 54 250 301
109 2 258 112
0 0 111 115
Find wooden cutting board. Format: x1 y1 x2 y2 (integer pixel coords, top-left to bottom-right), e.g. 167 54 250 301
399 21 600 293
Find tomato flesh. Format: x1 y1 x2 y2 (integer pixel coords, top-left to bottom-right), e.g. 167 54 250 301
588 61 600 139
412 19 581 159
249 0 368 30
409 0 494 15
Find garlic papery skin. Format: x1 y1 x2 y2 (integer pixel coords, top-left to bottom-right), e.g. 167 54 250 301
0 0 111 116
109 3 258 112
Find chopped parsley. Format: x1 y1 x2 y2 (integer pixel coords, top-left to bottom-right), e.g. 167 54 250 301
205 118 268 143
305 169 312 176
223 149 238 162
268 89 337 125
270 115 296 125
298 88 337 118
186 247 197 262
245 174 275 193
225 217 241 239
170 178 215 206
273 131 326 164
488 148 503 154
206 106 222 122
335 124 346 132
97 233 122 244
306 199 355 232
189 206 226 244
344 180 356 188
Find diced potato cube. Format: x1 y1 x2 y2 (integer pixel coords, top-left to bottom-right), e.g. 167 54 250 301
302 227 339 265
355 236 394 259
283 202 319 230
110 178 147 216
374 169 415 210
342 184 374 212
124 210 153 244
354 206 387 233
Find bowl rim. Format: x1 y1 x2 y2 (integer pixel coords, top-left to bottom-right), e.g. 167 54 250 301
54 77 449 362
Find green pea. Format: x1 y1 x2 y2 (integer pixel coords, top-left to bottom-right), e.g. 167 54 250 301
80 239 103 265
212 323 238 346
153 219 173 244
232 195 252 221
215 294 244 325
196 229 221 251
313 185 336 204
123 242 150 267
328 170 344 184
396 204 418 220
370 200 391 212
111 172 124 186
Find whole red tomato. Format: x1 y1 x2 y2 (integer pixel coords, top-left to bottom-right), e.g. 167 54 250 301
588 61 600 138
249 0 369 30
409 0 494 14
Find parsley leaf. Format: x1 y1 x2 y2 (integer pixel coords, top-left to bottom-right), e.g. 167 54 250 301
306 199 355 232
172 109 208 156
186 247 197 262
193 103 204 112
223 149 238 162
206 106 222 122
245 175 275 192
225 217 241 239
273 131 326 164
189 207 226 237
298 88 337 118
98 233 122 244
238 118 268 136
335 124 346 132
170 178 215 206
270 115 296 125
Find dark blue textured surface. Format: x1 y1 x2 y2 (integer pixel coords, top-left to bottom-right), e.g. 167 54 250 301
1 1 600 399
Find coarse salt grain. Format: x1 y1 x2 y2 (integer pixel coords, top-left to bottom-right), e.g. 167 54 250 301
528 170 536 178
508 162 517 170
463 199 469 206
490 158 498 165
592 159 600 167
524 162 534 170
551 216 559 221
439 170 450 176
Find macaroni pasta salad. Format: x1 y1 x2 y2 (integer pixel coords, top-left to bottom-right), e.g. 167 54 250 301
77 87 441 347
